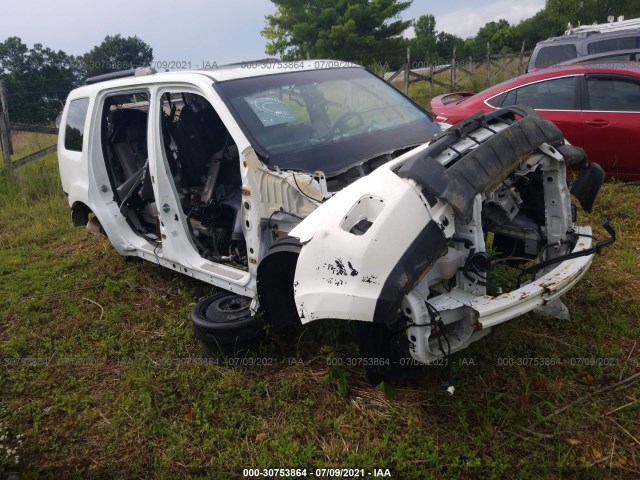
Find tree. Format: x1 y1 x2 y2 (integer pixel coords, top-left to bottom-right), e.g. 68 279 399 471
467 19 519 56
82 34 152 78
411 14 437 63
0 37 80 123
262 0 412 67
512 9 565 51
546 0 640 27
435 32 466 61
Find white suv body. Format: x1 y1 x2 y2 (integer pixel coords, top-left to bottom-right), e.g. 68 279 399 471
58 61 611 366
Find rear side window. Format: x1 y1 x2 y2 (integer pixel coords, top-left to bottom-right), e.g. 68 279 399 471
501 77 576 110
586 75 640 111
534 45 577 69
486 92 507 108
587 36 638 55
64 98 90 152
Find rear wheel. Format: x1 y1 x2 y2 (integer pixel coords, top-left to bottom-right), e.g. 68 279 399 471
191 292 265 355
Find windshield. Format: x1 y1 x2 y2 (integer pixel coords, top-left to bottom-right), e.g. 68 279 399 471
216 68 439 175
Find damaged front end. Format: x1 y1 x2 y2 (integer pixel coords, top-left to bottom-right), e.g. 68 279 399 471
261 106 614 367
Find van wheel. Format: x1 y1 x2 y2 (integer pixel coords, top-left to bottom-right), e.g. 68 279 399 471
191 292 265 355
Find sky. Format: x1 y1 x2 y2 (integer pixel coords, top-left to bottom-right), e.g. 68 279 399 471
0 0 546 67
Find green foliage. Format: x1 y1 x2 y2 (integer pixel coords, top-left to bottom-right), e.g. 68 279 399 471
262 0 412 67
463 0 640 57
435 31 465 60
409 15 466 65
512 9 565 51
0 37 80 123
324 358 351 397
0 34 152 124
411 14 437 63
2 128 640 478
466 19 520 56
546 0 640 27
82 34 153 78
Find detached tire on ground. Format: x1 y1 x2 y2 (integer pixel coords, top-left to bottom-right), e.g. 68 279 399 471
191 292 265 355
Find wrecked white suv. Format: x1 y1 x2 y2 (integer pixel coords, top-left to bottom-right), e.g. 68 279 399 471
57 61 613 378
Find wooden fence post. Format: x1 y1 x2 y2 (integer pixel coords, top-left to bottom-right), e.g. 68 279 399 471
486 42 491 87
429 63 434 91
518 40 526 74
0 111 13 182
451 46 457 90
0 80 13 154
404 46 410 95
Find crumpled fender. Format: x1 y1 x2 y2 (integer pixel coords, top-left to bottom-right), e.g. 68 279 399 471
287 106 576 326
289 164 452 324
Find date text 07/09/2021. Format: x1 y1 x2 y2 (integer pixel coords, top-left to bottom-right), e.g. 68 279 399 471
242 468 392 477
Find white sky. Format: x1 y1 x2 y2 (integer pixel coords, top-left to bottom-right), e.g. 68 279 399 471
0 0 546 66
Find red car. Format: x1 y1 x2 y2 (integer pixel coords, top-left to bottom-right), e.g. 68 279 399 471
431 63 640 180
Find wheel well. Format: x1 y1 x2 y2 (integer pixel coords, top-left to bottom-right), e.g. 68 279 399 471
71 202 93 227
257 237 302 332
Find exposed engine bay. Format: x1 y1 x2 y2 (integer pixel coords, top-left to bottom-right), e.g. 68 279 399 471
95 88 613 375
258 106 614 370
60 64 617 388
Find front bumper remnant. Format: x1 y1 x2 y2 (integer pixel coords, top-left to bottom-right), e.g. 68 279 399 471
284 106 614 366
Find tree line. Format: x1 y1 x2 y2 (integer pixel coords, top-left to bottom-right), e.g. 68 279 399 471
409 0 640 64
264 0 640 66
0 35 152 124
3 0 640 124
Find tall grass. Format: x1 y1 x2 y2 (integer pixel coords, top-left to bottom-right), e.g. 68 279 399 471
1 85 639 479
0 132 61 208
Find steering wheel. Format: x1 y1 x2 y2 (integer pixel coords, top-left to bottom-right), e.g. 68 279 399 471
331 111 365 134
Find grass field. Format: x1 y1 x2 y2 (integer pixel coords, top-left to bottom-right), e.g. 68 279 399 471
1 122 639 479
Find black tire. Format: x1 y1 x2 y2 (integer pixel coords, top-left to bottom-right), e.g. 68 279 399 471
191 292 265 355
354 320 423 386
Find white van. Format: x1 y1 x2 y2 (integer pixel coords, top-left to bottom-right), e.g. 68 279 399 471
57 61 613 381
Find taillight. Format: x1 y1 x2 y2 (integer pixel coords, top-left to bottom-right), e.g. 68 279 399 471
435 115 448 123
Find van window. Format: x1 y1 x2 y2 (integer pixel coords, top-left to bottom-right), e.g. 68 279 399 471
501 77 576 110
534 45 577 69
64 98 90 152
586 75 640 111
588 36 638 54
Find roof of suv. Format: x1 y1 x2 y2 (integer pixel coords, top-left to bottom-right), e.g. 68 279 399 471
73 60 363 96
204 59 362 82
529 27 640 70
537 27 640 46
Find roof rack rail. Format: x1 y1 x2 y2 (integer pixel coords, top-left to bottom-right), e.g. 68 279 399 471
84 66 157 85
565 16 640 35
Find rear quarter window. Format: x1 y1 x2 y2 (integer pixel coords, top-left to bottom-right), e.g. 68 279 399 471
501 77 576 110
587 36 638 55
534 45 578 69
486 92 507 108
64 98 90 152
